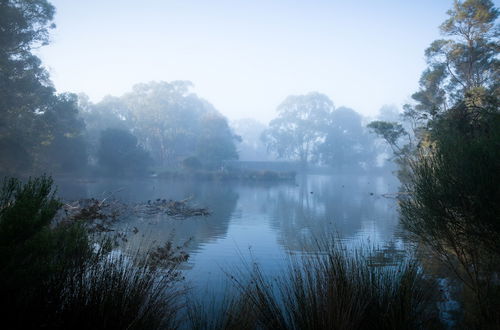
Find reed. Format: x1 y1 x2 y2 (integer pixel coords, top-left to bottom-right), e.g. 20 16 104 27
189 239 441 330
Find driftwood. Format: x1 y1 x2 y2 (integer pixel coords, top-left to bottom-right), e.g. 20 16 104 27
58 196 211 233
133 198 210 219
58 198 125 233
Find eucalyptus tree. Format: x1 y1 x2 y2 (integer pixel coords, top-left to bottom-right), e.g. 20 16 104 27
410 0 498 121
320 107 375 170
196 113 240 167
0 0 88 174
86 81 239 169
261 92 334 167
97 128 151 176
368 0 499 166
398 2 500 324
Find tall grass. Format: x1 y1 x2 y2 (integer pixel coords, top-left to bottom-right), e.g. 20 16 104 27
0 176 186 329
186 291 255 330
54 246 185 329
188 239 441 330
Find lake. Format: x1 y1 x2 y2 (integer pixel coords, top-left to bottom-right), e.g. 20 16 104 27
56 173 408 296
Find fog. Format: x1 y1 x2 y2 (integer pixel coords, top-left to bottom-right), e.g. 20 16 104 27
3 0 498 327
1 0 455 175
38 0 450 123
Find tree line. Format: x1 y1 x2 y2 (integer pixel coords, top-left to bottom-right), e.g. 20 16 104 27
0 0 241 176
0 0 396 178
261 92 380 170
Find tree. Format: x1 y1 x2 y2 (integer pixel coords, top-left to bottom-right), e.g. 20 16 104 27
320 107 375 170
261 92 334 166
122 81 205 166
87 81 239 169
196 113 240 167
410 0 498 121
79 94 131 166
97 128 151 176
231 119 272 161
401 108 500 325
397 2 500 325
367 121 407 155
0 0 88 174
35 93 88 173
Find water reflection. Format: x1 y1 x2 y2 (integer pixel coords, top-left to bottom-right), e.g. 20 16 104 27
55 174 404 290
268 174 401 251
56 178 239 256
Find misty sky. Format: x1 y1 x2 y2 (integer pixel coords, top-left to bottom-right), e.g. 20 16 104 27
37 0 453 123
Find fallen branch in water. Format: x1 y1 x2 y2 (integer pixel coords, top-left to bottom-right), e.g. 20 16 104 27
58 196 211 232
133 198 211 219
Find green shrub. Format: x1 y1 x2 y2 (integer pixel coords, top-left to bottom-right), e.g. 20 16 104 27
401 108 500 327
0 176 185 329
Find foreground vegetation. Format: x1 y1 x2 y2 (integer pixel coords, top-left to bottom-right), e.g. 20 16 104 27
1 0 498 328
0 176 186 329
188 241 441 330
401 107 500 328
370 1 500 328
1 176 444 329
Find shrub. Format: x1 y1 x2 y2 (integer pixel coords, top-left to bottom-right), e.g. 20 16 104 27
97 128 151 176
401 108 500 326
0 176 186 329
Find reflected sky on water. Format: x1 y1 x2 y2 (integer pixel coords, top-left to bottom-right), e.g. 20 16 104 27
56 173 405 292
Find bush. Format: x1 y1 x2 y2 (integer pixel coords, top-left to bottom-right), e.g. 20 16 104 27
401 108 500 326
97 128 151 176
0 176 185 329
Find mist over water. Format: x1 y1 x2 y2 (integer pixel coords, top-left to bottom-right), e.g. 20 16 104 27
56 173 404 294
2 0 498 327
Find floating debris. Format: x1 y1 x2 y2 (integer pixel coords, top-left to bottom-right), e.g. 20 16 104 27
58 196 211 231
133 198 211 219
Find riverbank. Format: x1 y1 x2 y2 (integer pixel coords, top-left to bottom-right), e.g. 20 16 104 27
157 169 296 181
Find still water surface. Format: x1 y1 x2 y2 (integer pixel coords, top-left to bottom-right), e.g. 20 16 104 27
56 174 405 293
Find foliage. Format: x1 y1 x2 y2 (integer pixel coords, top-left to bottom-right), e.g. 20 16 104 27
0 176 186 329
320 107 376 169
0 0 88 175
263 97 378 170
84 81 239 168
369 4 499 326
262 92 334 165
79 93 131 165
0 0 55 55
0 176 90 327
369 1 499 177
409 0 499 121
400 108 500 327
97 128 151 176
366 119 414 180
231 118 273 161
367 121 407 151
196 113 240 167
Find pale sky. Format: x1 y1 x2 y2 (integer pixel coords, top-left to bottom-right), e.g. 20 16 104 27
37 0 454 123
